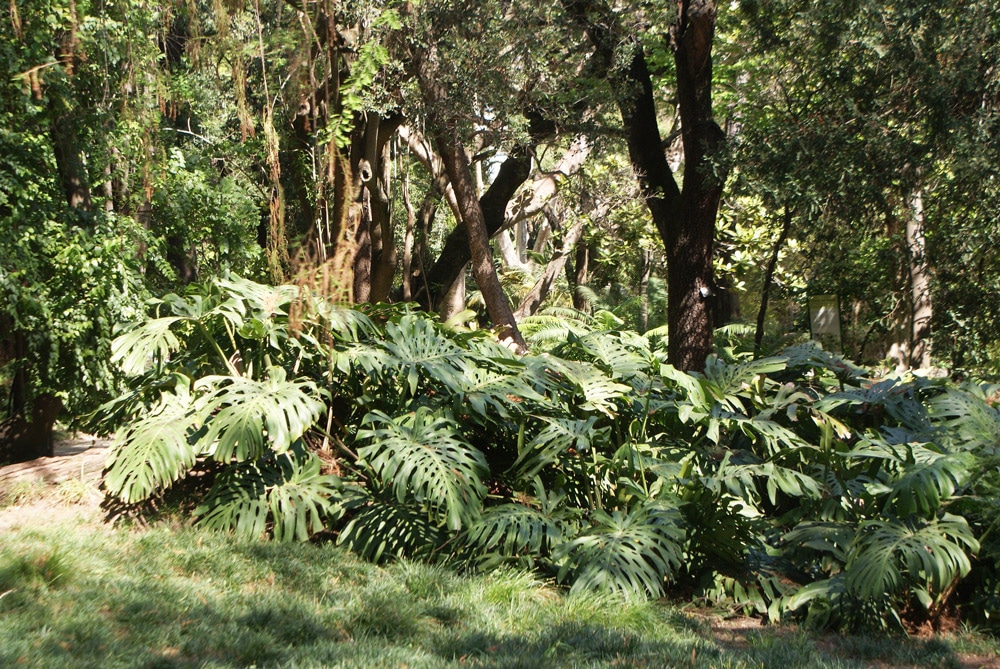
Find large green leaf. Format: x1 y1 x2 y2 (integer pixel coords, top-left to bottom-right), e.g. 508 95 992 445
110 316 183 376
357 408 488 531
545 358 630 417
463 502 565 569
104 388 200 504
511 415 600 480
379 315 474 397
846 514 979 601
194 451 341 542
338 500 443 562
929 385 1000 453
554 505 685 598
196 368 326 462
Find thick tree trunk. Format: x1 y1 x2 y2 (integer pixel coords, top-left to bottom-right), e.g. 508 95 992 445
0 395 62 467
906 187 933 368
370 139 397 303
439 268 467 321
668 0 726 370
353 186 372 303
562 0 725 371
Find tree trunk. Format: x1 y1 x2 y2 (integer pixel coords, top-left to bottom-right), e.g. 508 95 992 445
754 204 792 357
514 218 586 320
562 0 725 371
638 248 653 333
353 185 372 303
413 44 526 350
435 129 526 350
401 169 417 302
439 267 467 321
572 240 590 312
907 187 933 368
411 148 532 311
668 0 726 370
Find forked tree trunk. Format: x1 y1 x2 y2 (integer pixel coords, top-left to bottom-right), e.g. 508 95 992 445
562 0 725 371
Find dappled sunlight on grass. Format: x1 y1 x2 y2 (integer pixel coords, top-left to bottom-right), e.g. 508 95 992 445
0 512 995 668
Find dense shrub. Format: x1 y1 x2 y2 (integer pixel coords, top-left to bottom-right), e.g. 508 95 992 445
97 275 999 631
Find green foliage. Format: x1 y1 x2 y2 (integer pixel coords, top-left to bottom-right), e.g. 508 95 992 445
99 276 998 631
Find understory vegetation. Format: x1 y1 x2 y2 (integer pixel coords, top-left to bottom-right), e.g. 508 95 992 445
95 275 1000 633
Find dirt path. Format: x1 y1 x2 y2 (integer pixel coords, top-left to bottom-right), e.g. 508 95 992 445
0 433 110 486
0 433 109 533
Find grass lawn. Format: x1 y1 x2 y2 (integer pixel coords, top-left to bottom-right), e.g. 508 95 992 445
0 479 997 669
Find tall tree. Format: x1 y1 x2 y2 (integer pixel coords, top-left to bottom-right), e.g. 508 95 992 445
561 0 726 371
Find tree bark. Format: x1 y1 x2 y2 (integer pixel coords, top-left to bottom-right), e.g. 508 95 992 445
906 187 933 368
572 240 590 312
561 0 725 371
754 205 793 357
638 248 653 333
411 148 532 311
413 45 526 350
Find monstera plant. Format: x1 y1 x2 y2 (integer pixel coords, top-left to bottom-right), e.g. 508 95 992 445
99 275 994 629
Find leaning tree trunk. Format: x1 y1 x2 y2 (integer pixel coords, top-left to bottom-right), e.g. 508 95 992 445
413 45 527 350
514 218 586 320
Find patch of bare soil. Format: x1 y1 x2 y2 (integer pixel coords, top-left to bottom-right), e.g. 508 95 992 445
0 433 109 533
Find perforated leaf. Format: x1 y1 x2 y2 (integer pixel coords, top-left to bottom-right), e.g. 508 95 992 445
105 389 200 504
357 408 488 531
196 368 326 462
